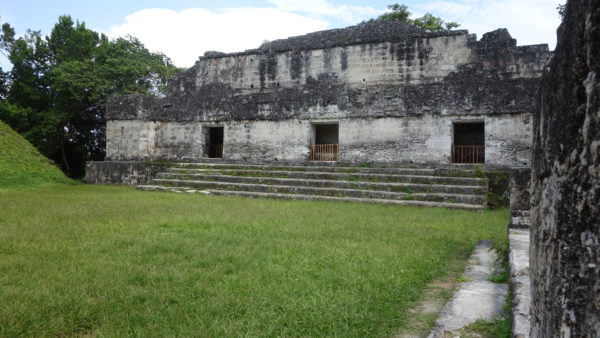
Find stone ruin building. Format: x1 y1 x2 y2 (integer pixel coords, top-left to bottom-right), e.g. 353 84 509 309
97 21 550 167
86 20 550 213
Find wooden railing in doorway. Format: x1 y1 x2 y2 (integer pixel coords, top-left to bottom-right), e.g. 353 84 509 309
209 144 223 158
310 144 339 161
453 145 484 164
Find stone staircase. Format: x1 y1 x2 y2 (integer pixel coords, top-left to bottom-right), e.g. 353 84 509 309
137 162 489 210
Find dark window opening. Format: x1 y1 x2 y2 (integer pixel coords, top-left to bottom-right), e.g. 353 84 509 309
453 122 485 163
206 127 224 158
311 124 339 161
315 124 338 144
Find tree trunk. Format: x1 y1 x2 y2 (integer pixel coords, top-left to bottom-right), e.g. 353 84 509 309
59 132 71 176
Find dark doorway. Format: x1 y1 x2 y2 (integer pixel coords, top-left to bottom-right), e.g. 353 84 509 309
315 124 339 144
311 124 339 161
206 127 224 158
453 122 485 163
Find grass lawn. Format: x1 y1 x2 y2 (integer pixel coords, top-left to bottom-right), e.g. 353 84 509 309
0 184 508 337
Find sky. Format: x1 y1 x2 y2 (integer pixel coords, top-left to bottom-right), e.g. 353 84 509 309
0 0 563 69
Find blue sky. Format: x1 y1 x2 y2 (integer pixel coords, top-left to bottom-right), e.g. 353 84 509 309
1 0 562 68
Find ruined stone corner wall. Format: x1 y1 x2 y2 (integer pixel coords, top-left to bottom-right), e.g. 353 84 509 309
529 0 600 336
106 94 162 121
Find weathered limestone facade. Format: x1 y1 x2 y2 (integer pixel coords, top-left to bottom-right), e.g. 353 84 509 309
530 0 600 335
103 21 549 167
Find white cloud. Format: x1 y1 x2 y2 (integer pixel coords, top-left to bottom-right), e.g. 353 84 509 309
107 0 561 69
268 0 382 23
415 0 561 49
108 7 330 67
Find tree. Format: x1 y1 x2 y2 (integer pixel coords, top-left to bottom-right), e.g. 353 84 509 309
0 67 8 99
0 16 181 178
376 4 412 22
557 4 566 19
370 3 460 31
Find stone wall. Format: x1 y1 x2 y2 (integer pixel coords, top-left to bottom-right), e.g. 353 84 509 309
105 121 204 161
84 161 172 185
103 21 549 166
530 0 600 335
509 167 531 228
106 113 532 166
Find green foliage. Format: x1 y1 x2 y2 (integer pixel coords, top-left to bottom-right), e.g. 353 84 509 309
377 4 411 22
0 67 8 99
492 236 509 262
0 185 509 336
489 269 509 284
456 275 472 283
464 316 511 338
456 167 509 209
413 13 460 31
0 15 182 178
484 171 510 209
474 165 485 178
489 236 509 284
557 4 566 19
0 119 74 186
370 3 460 31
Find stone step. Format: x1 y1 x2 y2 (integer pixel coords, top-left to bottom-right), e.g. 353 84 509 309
150 179 486 205
173 162 480 177
194 158 225 163
136 185 485 211
155 173 487 195
164 169 487 186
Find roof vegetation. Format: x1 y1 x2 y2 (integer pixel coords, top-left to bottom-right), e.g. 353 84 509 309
368 3 460 31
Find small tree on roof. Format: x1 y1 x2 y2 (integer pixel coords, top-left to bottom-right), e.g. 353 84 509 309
370 3 460 31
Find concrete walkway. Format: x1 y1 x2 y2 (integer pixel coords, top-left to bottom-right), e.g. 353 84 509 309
427 240 508 337
509 229 531 337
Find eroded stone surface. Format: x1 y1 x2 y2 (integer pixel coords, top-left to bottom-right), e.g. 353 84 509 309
530 0 600 336
84 161 171 185
509 167 531 228
509 229 531 337
102 21 549 167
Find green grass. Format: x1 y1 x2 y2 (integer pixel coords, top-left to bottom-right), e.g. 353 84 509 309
489 270 509 284
462 317 511 338
0 120 74 187
0 184 508 337
456 275 472 283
